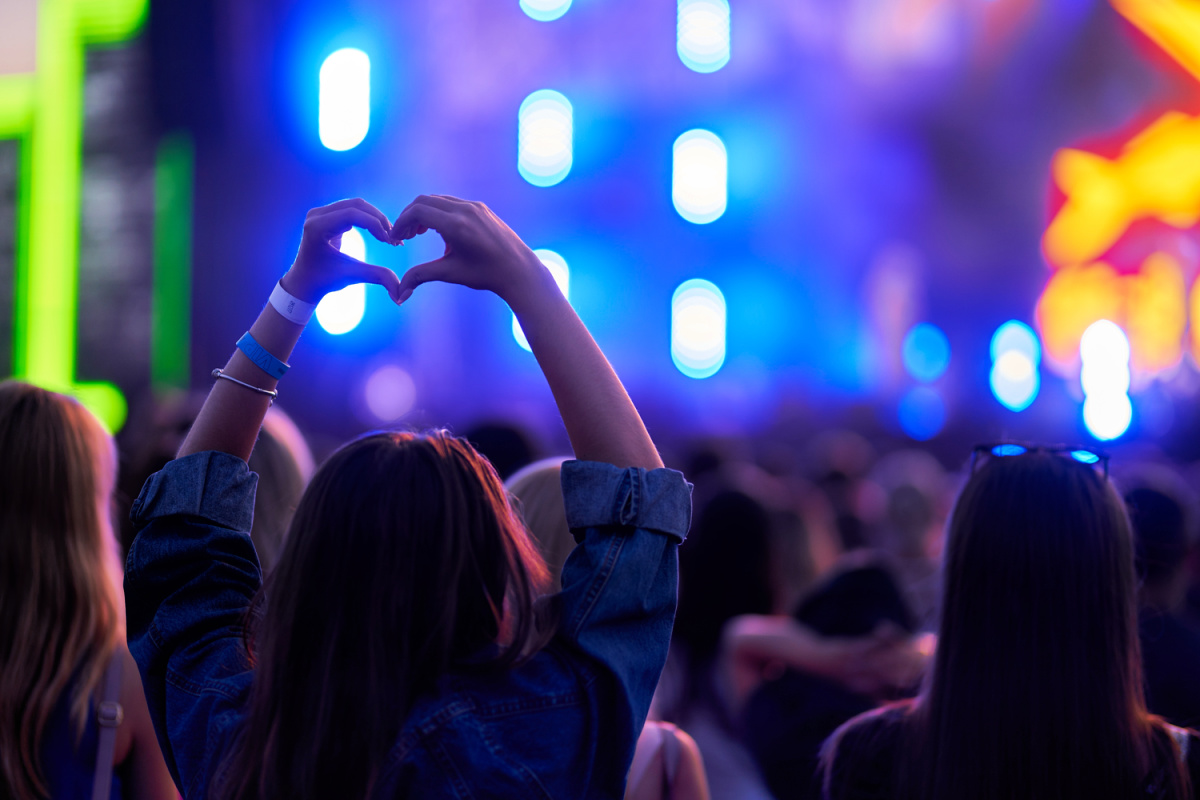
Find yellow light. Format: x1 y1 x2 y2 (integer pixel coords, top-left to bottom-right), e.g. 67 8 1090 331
1111 0 1200 84
1036 262 1122 373
1126 252 1185 373
1044 112 1200 267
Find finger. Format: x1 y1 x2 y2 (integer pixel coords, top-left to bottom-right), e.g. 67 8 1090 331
350 263 403 304
307 207 391 245
391 204 457 242
308 198 392 234
397 255 462 301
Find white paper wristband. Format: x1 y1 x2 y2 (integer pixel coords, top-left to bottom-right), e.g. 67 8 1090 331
269 281 317 325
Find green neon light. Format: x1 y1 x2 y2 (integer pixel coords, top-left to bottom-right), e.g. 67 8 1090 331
152 133 193 391
0 0 148 432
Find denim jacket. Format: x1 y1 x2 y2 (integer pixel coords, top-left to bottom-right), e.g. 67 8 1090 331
125 451 692 799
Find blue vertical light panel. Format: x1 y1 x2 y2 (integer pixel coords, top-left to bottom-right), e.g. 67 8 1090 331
319 48 370 151
519 90 573 187
315 229 367 334
672 279 726 378
520 0 572 21
677 0 731 73
514 250 570 350
673 130 727 224
989 320 1041 412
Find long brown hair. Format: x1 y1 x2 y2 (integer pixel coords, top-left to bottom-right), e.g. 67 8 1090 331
862 451 1191 799
214 431 552 800
0 382 122 800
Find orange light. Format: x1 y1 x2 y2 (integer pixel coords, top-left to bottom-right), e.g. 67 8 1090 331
1043 113 1200 267
1111 0 1200 83
1036 262 1123 373
1126 253 1186 373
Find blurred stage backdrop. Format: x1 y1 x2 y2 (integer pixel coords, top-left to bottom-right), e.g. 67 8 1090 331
2 0 1200 460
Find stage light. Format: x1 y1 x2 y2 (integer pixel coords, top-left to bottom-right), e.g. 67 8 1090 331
364 365 417 422
677 0 731 73
519 90 572 187
990 351 1039 412
514 250 569 351
673 130 727 224
901 323 950 383
898 386 945 441
521 0 572 22
990 320 1040 364
315 229 367 335
1080 320 1132 441
1083 394 1133 441
319 48 370 151
672 279 726 378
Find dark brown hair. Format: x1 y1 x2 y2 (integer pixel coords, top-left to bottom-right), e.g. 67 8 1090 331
826 451 1191 799
214 431 552 799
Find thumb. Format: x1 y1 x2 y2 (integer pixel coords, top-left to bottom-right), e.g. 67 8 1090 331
352 263 403 304
397 256 462 303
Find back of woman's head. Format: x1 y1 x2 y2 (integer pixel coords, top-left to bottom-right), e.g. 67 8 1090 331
912 450 1187 799
0 382 121 800
218 430 550 800
506 457 571 589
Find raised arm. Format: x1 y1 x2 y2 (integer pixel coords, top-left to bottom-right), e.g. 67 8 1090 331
179 198 401 461
391 196 662 470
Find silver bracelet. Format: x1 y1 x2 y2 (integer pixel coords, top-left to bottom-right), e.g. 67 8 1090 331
211 368 278 405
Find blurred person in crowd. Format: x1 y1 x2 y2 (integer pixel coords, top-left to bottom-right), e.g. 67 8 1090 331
124 196 690 798
741 560 928 799
118 394 312 575
464 420 539 480
0 382 175 800
822 448 1200 800
1126 485 1200 729
507 458 711 800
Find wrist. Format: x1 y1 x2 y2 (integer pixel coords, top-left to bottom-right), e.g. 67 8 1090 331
503 256 565 319
280 267 324 304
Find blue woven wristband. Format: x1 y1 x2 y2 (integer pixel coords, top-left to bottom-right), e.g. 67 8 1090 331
236 332 290 380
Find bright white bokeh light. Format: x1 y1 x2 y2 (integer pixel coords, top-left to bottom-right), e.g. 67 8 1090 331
1083 394 1133 441
1079 320 1131 367
514 250 570 351
364 365 417 422
521 0 572 21
519 90 573 187
672 279 726 378
990 320 1041 364
316 229 367 335
319 48 370 151
990 351 1039 412
673 130 727 224
678 0 731 73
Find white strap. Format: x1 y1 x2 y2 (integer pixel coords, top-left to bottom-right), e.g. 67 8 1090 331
268 281 317 325
91 655 124 800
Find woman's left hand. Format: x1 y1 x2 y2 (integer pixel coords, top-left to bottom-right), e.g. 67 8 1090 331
280 198 403 304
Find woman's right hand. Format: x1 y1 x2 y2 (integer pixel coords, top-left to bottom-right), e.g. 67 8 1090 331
390 195 554 310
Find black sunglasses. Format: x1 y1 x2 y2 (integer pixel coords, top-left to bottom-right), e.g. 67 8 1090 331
970 443 1110 478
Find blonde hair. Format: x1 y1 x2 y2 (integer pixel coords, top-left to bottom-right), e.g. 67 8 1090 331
0 382 122 800
505 457 572 589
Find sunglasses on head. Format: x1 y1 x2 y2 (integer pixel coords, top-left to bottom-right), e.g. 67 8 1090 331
970 443 1110 478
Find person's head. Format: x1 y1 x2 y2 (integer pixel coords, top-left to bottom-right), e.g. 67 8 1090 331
463 421 538 480
505 457 572 589
217 430 551 800
905 450 1187 799
246 406 314 575
0 382 122 800
1125 486 1191 611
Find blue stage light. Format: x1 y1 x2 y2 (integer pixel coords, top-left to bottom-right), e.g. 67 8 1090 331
898 386 945 441
901 323 950 383
677 0 730 73
315 229 367 335
1083 394 1133 441
672 279 726 378
521 0 572 21
1079 320 1132 441
519 90 573 187
514 250 569 351
673 130 727 224
990 350 1039 412
989 320 1040 364
319 48 370 151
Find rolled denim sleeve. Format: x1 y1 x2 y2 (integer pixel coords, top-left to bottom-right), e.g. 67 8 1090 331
124 451 261 797
556 460 692 784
